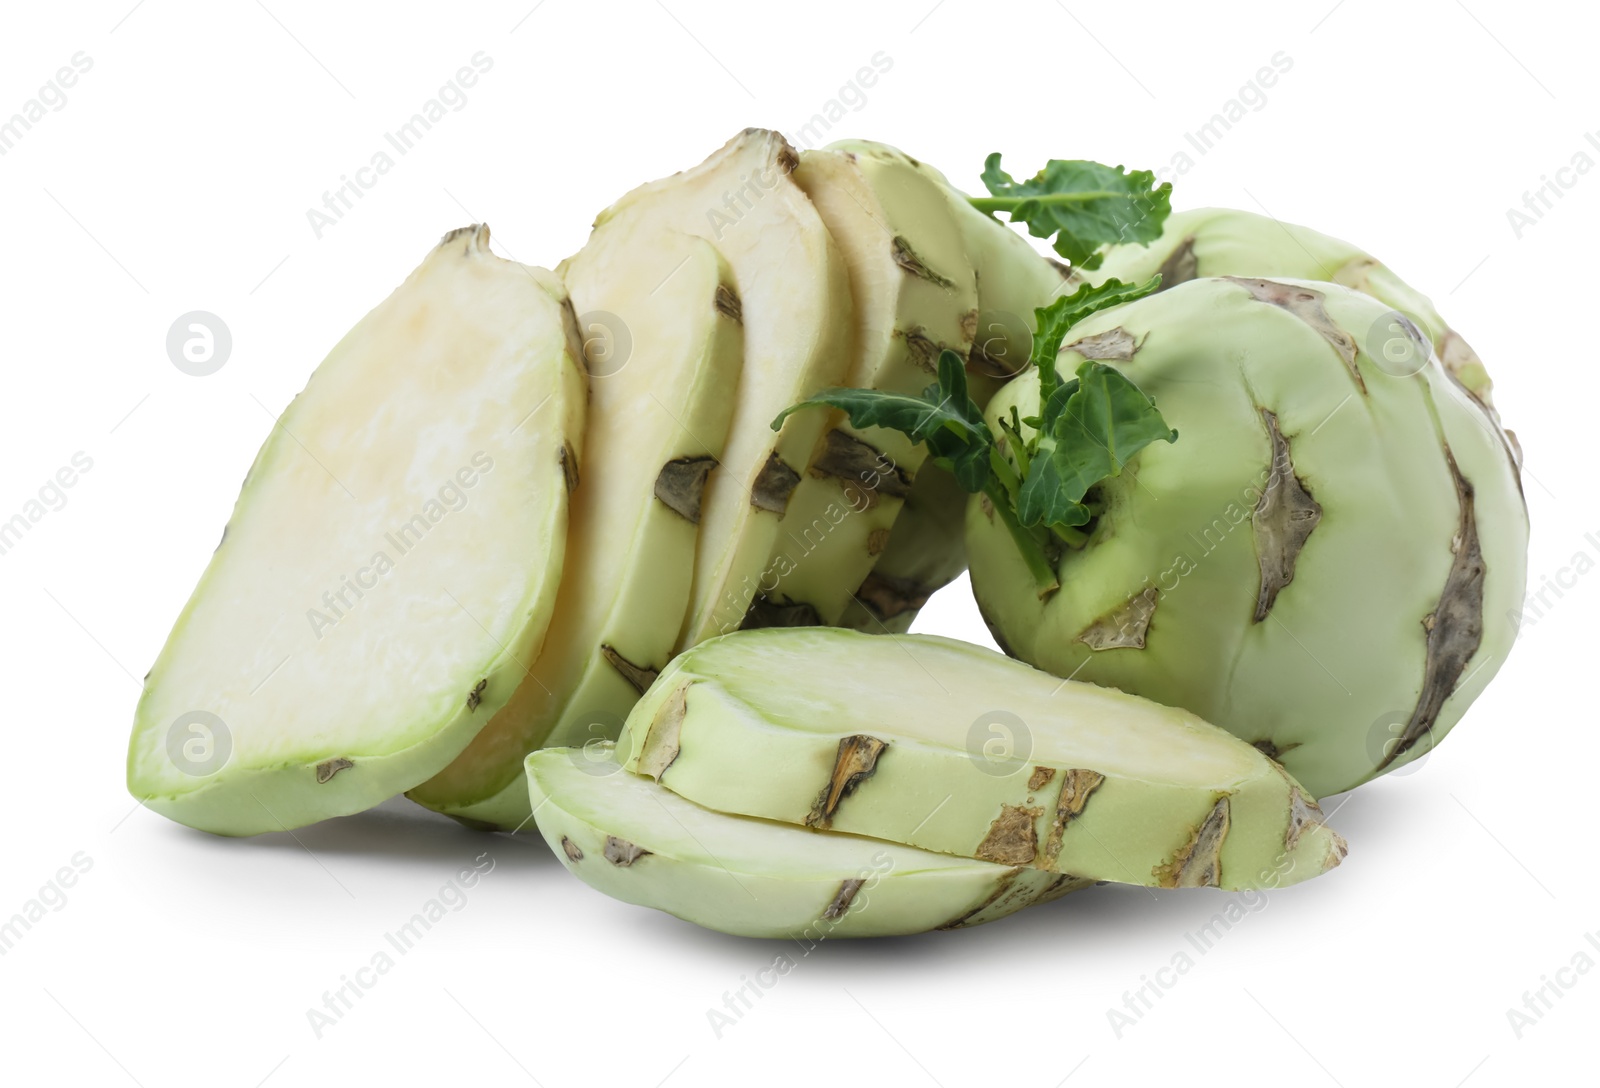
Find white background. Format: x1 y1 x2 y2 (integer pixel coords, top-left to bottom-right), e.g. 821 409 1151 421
1 1 1594 1085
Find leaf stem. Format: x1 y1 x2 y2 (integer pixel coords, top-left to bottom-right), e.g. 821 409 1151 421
985 484 1059 598
969 192 1132 214
1049 523 1090 549
987 447 1021 505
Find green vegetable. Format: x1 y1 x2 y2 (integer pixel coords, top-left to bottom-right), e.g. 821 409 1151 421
409 220 744 829
818 142 1171 630
967 276 1528 797
585 130 855 654
1084 205 1517 466
837 463 971 634
527 743 1090 939
1087 206 1499 408
774 279 1177 597
971 155 1173 270
126 226 587 836
828 140 1076 388
741 145 979 631
617 628 1348 892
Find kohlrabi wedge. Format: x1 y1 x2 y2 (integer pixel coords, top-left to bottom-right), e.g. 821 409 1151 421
743 146 977 629
408 226 744 828
967 277 1528 797
127 226 586 835
527 744 1091 938
619 629 1347 891
586 130 852 650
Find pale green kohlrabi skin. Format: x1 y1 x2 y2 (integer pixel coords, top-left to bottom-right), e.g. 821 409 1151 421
1086 207 1516 464
966 276 1527 799
838 461 970 634
527 745 1090 939
620 628 1347 892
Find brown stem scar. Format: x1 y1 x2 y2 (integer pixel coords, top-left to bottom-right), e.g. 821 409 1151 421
603 836 650 867
560 441 580 492
974 804 1041 866
1065 327 1142 362
654 457 717 523
741 599 822 630
851 571 934 623
1078 585 1159 650
890 235 954 288
1043 769 1106 865
804 735 888 829
822 878 865 920
1154 797 1230 888
1156 236 1199 290
315 758 354 784
635 684 690 780
600 645 658 696
713 283 742 324
750 453 800 513
1380 446 1486 770
809 430 911 501
1252 408 1322 623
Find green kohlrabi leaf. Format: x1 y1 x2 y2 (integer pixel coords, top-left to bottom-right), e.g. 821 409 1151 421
771 344 1177 598
1048 361 1178 505
920 350 992 492
1029 277 1163 405
771 350 991 492
1016 451 1091 530
973 155 1172 270
770 387 961 444
1037 376 1080 444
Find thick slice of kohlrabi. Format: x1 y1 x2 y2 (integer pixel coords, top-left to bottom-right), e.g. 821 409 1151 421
127 225 585 835
620 628 1346 891
819 140 1075 629
410 225 745 828
837 460 971 634
742 146 977 630
527 744 1089 938
583 130 853 649
827 139 1072 393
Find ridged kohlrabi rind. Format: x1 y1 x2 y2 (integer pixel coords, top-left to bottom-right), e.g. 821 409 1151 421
528 744 1090 938
619 628 1346 892
968 276 1528 797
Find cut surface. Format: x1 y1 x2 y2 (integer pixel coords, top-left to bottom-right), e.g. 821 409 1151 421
528 744 1089 938
620 628 1346 890
128 225 585 835
409 225 744 826
583 129 852 649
